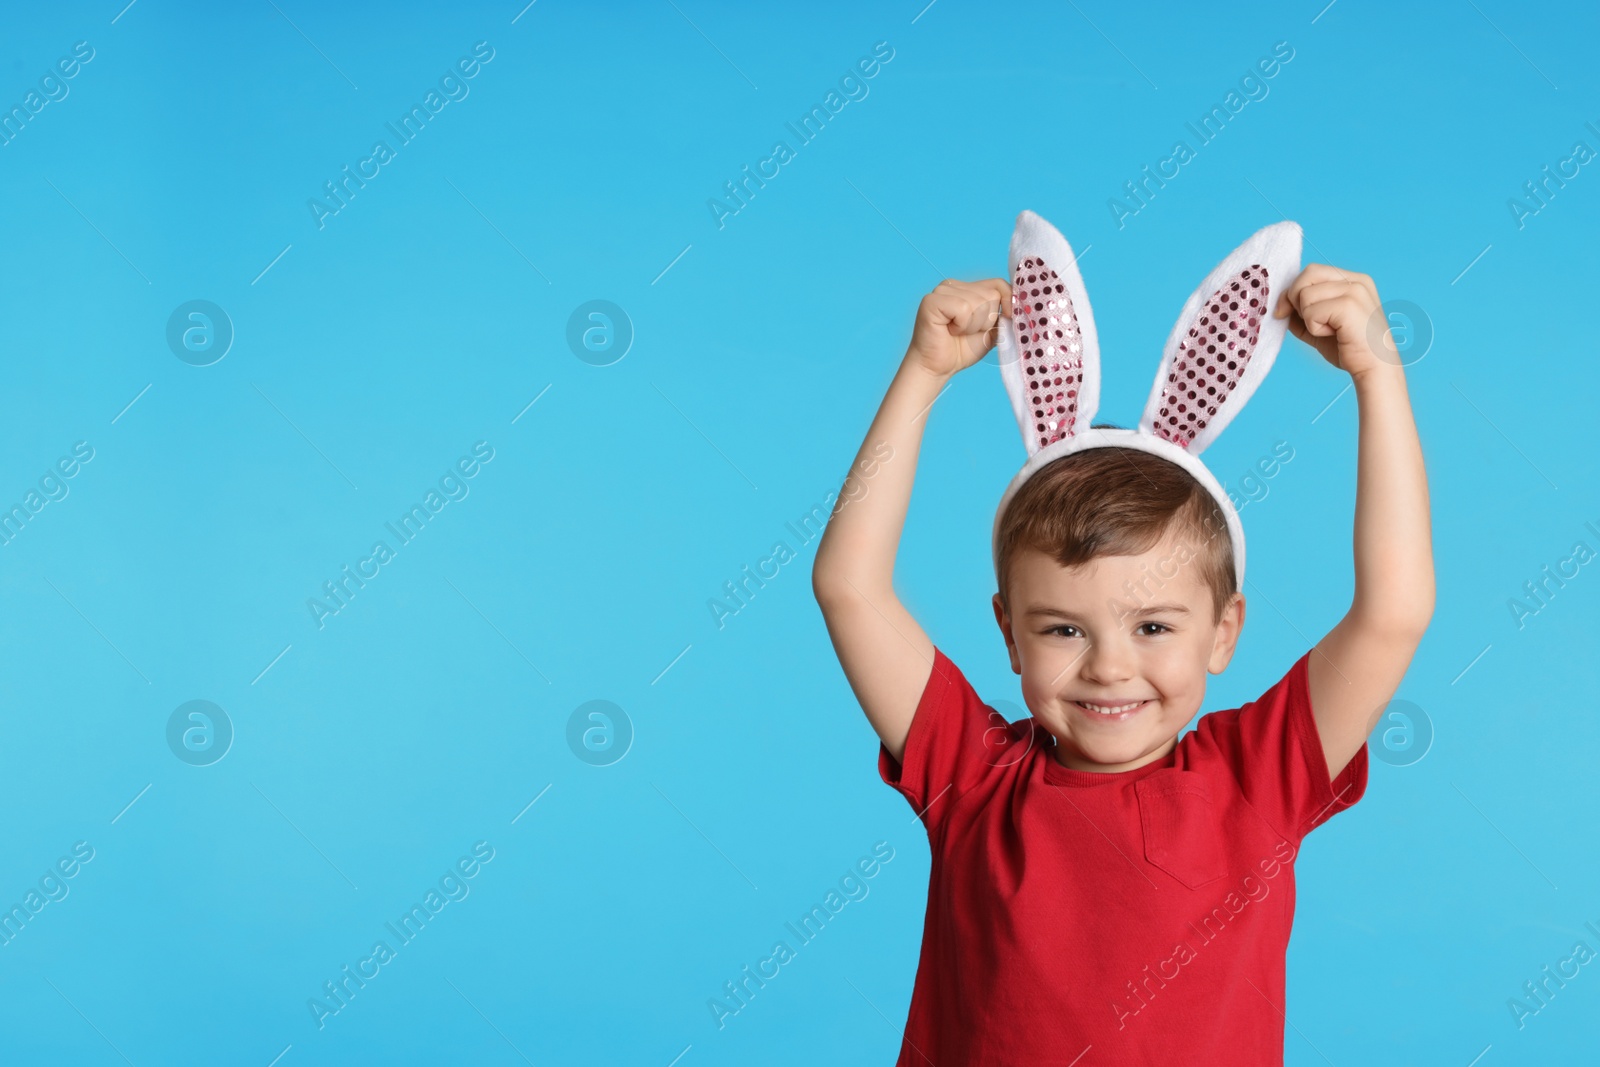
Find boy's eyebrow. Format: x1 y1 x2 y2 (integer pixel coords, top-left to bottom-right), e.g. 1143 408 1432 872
1025 603 1192 619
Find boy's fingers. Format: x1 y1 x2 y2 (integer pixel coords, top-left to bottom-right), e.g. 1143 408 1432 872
1295 297 1345 336
1315 277 1374 307
1295 263 1344 287
1282 265 1378 317
1280 263 1337 310
1325 266 1374 296
988 278 1012 315
959 293 1004 336
1291 280 1359 310
923 291 962 332
939 278 1013 317
928 290 997 339
1280 275 1369 326
1279 271 1307 311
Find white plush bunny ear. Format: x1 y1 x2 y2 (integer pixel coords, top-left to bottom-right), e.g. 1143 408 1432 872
996 210 1101 455
1139 221 1303 454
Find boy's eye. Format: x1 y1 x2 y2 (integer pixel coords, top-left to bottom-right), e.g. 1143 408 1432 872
1042 623 1172 638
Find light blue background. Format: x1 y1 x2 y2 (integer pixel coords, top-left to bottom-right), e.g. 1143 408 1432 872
0 0 1595 1063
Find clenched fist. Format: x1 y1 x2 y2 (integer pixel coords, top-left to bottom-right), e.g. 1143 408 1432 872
907 279 1012 379
1273 264 1397 379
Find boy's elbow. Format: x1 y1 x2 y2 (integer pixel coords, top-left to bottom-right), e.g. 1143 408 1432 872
1404 580 1437 635
1417 591 1437 632
1397 610 1433 644
812 565 848 608
1354 598 1433 641
812 567 886 611
1354 567 1435 639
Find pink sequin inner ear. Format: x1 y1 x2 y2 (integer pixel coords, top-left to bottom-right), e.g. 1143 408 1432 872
1154 265 1270 450
1012 255 1084 450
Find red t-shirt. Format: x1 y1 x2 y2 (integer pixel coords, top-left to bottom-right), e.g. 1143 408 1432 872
877 645 1368 1066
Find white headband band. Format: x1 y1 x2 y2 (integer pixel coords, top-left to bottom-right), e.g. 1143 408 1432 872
990 210 1304 594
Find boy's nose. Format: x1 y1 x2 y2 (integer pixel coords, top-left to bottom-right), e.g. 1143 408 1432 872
1079 638 1135 685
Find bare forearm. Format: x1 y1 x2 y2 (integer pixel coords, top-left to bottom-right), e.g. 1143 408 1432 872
813 352 951 600
1348 361 1434 630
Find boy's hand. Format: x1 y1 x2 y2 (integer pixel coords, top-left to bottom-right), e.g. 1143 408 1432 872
1274 263 1397 379
907 278 1012 379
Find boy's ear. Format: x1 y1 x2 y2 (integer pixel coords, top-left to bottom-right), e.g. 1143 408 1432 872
1206 592 1247 675
992 593 1022 675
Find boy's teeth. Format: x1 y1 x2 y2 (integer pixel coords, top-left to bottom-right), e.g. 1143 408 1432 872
1079 700 1145 715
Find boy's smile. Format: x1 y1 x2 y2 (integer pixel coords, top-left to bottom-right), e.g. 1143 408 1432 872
993 532 1244 774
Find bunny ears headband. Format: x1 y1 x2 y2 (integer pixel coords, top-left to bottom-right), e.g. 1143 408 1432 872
991 210 1304 592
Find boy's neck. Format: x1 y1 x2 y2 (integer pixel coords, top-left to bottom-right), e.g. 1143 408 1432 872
1050 736 1179 774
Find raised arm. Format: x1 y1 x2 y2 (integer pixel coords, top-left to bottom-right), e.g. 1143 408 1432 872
812 279 1010 763
1275 266 1436 781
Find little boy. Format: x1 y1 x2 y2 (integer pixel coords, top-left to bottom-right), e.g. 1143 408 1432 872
812 266 1433 1064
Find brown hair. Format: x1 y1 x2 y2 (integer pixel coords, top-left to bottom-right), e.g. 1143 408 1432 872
994 427 1236 626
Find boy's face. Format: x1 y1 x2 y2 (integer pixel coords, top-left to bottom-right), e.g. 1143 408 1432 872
992 531 1244 773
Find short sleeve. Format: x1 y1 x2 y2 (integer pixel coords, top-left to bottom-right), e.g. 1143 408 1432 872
877 647 1023 833
1194 649 1368 842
